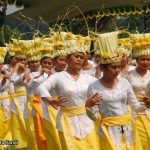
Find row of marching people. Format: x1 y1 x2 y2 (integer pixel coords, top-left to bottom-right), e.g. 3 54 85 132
0 30 150 150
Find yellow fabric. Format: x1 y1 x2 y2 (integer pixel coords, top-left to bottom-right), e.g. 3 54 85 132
11 112 27 149
101 113 131 150
10 88 27 148
26 96 38 150
0 94 10 100
135 114 150 150
10 88 26 130
0 107 11 139
59 129 101 150
0 94 10 139
44 118 62 150
60 105 86 150
32 94 47 150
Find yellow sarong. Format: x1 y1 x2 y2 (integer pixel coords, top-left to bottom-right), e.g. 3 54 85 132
60 105 86 150
32 94 47 150
10 88 27 148
101 113 142 150
0 94 10 139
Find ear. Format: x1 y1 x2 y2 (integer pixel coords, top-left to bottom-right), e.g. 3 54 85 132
100 65 105 72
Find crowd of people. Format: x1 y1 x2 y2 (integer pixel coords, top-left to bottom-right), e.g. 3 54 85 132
0 30 150 150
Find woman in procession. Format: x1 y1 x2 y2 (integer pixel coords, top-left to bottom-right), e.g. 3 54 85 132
37 32 101 150
85 31 150 150
0 47 12 150
127 33 150 150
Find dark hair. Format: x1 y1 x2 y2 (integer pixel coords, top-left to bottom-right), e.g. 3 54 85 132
100 63 110 69
41 56 52 62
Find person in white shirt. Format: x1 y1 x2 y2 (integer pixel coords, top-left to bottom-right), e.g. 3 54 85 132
37 32 101 150
127 33 150 150
0 48 12 150
86 31 149 150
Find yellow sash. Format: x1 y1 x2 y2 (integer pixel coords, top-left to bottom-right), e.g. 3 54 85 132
9 88 26 131
60 105 86 150
32 95 46 140
0 94 10 100
137 114 150 139
101 113 131 150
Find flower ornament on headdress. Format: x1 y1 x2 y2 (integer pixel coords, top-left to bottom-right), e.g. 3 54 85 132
130 33 150 57
93 39 101 55
53 40 66 57
83 36 91 53
40 40 54 58
0 47 7 63
19 38 42 61
96 31 123 64
61 31 88 55
9 39 26 59
118 38 132 57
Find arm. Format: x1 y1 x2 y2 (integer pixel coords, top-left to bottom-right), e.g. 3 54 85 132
126 80 148 112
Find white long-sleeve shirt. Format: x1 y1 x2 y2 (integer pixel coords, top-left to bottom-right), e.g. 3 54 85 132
0 79 11 121
87 77 148 150
145 81 150 96
37 71 97 139
127 69 150 116
9 73 27 115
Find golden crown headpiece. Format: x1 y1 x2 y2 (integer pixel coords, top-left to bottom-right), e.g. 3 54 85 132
93 39 101 55
9 39 26 59
40 38 54 58
20 38 42 61
97 31 123 64
118 38 132 57
0 47 7 63
130 33 150 57
61 32 87 55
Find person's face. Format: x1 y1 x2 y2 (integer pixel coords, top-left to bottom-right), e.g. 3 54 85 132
121 54 128 66
54 56 67 71
67 52 85 70
41 57 54 70
17 58 27 65
136 55 150 71
102 61 121 79
94 54 100 64
10 56 17 64
0 62 3 72
28 60 40 72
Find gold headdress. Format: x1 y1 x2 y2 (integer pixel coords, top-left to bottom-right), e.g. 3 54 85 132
0 47 7 63
130 33 150 57
118 38 132 57
9 39 26 59
41 37 54 58
61 32 87 55
5 43 15 57
97 31 123 64
20 38 42 61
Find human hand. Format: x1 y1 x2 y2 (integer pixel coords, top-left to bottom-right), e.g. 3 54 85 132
86 93 102 108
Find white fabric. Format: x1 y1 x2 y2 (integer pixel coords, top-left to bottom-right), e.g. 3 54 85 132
127 69 150 117
37 71 97 139
0 79 11 120
145 81 150 97
28 72 49 118
128 69 150 96
88 77 147 149
10 73 27 116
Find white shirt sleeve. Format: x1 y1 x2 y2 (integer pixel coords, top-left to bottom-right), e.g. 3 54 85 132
37 74 57 97
0 79 10 91
10 73 24 85
28 73 48 89
145 81 150 97
126 80 148 112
